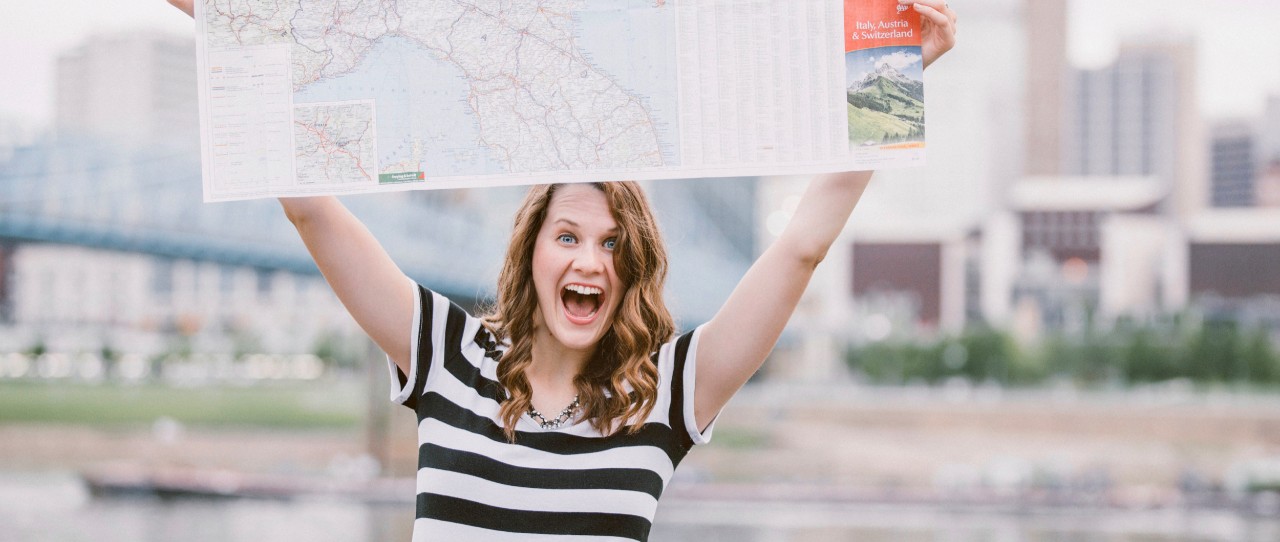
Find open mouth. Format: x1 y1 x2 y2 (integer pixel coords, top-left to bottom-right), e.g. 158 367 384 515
561 284 603 323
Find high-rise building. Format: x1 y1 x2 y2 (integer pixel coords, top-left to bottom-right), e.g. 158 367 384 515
1024 0 1068 176
1209 121 1257 208
1263 95 1280 164
56 31 197 147
999 176 1171 332
1061 38 1204 218
1259 162 1280 208
1257 95 1280 207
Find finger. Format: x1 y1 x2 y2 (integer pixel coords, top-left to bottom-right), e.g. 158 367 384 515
914 4 952 29
900 0 948 15
901 0 956 25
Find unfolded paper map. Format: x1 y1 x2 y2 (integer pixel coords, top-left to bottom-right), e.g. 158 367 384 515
196 0 924 202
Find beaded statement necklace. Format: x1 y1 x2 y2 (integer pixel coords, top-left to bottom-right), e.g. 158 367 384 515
527 395 580 430
477 331 581 430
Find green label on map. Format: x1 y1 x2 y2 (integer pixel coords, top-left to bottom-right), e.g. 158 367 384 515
379 171 425 184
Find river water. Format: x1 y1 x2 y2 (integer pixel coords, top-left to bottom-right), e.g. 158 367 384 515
3 471 1277 542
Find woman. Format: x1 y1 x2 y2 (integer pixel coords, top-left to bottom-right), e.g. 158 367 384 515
167 1 956 539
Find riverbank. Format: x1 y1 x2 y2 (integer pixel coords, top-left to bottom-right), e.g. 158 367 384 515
686 385 1280 494
3 383 1280 497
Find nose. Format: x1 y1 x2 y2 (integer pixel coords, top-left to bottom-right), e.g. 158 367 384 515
572 244 607 275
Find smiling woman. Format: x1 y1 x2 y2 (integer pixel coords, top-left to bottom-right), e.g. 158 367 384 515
489 183 670 443
154 0 957 540
378 182 697 540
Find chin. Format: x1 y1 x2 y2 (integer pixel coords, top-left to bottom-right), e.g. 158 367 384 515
554 323 609 352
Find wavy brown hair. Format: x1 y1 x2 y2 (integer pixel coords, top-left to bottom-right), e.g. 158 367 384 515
483 182 674 441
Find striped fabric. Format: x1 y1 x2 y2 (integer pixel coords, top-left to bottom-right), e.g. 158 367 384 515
386 283 715 541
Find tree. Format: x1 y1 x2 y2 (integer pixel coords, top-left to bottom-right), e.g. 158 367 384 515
1122 328 1179 383
1242 329 1279 384
1182 320 1244 383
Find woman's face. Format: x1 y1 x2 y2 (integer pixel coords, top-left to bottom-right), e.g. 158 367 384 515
531 184 626 354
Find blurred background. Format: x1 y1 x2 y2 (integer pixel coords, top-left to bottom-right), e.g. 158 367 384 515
1 0 1279 541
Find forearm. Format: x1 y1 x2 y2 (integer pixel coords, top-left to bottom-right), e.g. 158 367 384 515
776 170 874 267
278 195 344 227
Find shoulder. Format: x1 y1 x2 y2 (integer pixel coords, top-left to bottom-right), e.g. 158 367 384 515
414 284 486 337
412 284 505 367
652 325 704 373
649 325 705 410
647 324 711 449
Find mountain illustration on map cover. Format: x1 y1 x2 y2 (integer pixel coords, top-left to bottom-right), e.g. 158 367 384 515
843 0 926 167
846 47 925 146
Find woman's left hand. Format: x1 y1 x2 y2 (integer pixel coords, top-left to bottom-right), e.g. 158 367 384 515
902 0 957 68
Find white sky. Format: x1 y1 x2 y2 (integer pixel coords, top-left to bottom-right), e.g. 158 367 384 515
0 2 193 129
0 0 1277 129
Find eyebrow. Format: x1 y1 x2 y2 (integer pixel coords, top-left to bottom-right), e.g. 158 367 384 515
553 218 618 234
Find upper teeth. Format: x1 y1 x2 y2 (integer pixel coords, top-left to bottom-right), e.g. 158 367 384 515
566 284 602 296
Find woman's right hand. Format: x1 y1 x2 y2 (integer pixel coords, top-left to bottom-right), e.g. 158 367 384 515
167 0 194 18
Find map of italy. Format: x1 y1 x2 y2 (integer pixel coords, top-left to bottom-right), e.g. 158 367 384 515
203 0 675 183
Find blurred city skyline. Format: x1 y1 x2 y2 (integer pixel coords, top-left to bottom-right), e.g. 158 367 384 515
1 1 1277 342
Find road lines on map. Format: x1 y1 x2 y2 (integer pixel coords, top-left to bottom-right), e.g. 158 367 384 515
202 0 664 192
292 101 378 186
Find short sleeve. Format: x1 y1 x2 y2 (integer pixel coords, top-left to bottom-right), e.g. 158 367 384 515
664 324 718 449
386 280 437 410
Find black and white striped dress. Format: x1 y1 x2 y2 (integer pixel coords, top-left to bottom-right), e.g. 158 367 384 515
386 284 716 541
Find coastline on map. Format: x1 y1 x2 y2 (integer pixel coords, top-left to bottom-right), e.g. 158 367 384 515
292 35 504 180
571 0 681 168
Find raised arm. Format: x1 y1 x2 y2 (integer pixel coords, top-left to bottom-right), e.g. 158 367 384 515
692 171 872 428
692 0 956 430
164 0 416 374
281 197 417 376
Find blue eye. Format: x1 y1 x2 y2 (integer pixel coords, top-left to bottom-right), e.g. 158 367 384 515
558 233 576 244
603 238 617 250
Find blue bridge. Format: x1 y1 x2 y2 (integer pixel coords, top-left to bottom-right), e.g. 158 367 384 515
0 138 755 326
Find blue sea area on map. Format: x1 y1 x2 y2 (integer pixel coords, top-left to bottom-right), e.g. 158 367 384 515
293 2 678 178
571 0 681 167
294 35 503 179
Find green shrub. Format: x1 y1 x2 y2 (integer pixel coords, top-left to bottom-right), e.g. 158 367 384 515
844 318 1279 388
